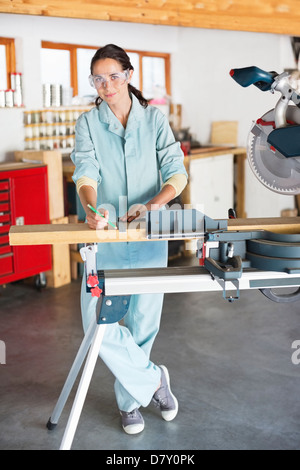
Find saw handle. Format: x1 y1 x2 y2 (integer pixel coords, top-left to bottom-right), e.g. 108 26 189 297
230 66 276 91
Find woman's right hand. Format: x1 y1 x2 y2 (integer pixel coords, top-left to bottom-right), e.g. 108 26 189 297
86 207 109 230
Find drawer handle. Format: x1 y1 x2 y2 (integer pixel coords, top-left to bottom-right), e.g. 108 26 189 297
0 252 13 259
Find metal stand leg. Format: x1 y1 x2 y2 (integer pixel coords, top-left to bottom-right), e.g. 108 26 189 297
59 323 107 450
47 316 97 430
46 292 130 450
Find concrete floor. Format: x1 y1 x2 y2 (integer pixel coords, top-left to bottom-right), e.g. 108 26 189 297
1 257 300 450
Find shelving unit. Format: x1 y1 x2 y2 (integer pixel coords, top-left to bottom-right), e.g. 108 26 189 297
23 106 92 152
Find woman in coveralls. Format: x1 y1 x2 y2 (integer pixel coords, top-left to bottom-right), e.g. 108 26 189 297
71 44 188 435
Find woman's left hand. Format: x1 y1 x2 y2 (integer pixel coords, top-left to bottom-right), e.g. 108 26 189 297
120 203 148 223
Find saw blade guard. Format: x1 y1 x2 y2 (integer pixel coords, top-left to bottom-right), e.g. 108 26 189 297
247 106 300 194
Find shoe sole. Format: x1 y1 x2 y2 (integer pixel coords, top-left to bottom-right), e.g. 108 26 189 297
122 423 145 435
160 365 179 421
120 411 145 435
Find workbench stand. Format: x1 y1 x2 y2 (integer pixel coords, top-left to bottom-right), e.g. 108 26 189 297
40 210 300 449
47 244 130 451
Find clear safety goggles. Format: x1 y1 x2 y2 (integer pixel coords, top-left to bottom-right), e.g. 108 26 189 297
88 70 129 89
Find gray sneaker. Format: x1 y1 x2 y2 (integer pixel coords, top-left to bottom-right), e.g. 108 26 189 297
120 408 145 435
152 365 178 421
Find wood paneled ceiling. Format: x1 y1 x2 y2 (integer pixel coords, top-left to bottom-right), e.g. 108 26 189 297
0 0 299 36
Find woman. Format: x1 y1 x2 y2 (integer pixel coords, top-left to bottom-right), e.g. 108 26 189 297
71 44 188 435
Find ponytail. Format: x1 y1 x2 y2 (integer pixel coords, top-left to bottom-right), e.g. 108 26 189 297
128 84 148 108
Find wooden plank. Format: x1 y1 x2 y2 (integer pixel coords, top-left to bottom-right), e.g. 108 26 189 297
188 147 246 160
9 216 300 246
210 121 238 146
227 217 300 234
1 0 300 35
234 150 247 219
295 195 300 215
9 223 149 245
45 216 71 288
0 161 44 171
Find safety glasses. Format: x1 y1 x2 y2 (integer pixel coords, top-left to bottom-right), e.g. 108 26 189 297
88 70 129 89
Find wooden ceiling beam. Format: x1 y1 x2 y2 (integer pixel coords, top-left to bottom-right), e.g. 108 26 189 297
1 0 300 36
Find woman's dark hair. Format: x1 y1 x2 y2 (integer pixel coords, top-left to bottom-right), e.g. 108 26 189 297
91 44 148 108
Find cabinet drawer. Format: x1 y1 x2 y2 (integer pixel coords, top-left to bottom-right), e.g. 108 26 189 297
0 192 9 202
0 233 11 256
0 213 10 224
0 245 11 255
0 202 10 213
0 253 13 277
0 180 9 191
0 233 12 255
0 233 9 244
0 223 10 234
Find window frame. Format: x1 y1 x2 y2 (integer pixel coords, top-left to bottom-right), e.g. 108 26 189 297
41 41 171 98
0 37 16 89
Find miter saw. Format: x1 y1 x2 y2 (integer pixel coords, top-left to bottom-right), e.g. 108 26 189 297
230 66 300 194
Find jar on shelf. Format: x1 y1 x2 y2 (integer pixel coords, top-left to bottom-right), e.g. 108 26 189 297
66 109 73 122
45 110 53 123
43 84 51 108
46 124 53 137
60 137 67 149
59 109 66 122
31 111 41 124
59 123 66 136
5 90 14 107
25 138 34 150
53 110 60 123
66 136 74 148
25 126 33 139
46 138 54 150
53 124 60 137
24 111 32 125
0 90 5 108
32 125 40 138
39 124 46 137
53 138 60 150
13 88 22 107
32 139 40 150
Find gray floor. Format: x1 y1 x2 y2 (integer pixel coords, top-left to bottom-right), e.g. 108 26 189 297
1 256 300 451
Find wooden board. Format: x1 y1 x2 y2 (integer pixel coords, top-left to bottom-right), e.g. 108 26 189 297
228 217 300 234
9 223 148 245
1 0 300 35
210 121 238 146
0 161 45 171
9 217 300 246
45 216 71 288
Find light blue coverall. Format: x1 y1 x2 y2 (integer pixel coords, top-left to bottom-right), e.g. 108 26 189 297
71 94 187 412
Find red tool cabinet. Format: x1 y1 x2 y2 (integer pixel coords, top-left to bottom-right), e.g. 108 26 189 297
0 163 52 285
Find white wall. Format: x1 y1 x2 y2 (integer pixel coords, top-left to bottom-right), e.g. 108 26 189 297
0 13 297 217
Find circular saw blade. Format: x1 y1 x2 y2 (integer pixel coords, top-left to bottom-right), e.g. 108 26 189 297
247 106 300 194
